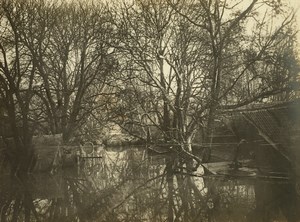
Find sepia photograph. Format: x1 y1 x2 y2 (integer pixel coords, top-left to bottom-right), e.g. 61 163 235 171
0 0 300 221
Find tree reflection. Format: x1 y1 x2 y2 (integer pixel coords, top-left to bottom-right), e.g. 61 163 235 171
0 148 299 222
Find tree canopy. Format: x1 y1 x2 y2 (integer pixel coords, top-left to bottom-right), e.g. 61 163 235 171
0 0 299 173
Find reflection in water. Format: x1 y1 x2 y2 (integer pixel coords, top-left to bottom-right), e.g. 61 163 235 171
0 147 299 222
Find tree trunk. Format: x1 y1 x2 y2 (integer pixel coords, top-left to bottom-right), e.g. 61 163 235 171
166 160 174 222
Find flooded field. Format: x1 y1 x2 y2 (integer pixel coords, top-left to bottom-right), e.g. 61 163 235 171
0 147 299 222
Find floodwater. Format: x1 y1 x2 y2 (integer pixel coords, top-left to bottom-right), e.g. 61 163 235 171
0 147 299 222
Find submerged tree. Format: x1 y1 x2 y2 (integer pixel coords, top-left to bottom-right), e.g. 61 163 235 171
110 0 299 155
107 0 299 220
0 0 118 173
0 0 39 173
0 0 299 221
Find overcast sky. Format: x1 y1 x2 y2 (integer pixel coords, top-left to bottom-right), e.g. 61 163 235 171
290 0 300 26
289 0 300 50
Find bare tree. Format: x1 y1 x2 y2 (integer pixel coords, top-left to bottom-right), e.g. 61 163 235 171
109 1 211 220
0 0 118 173
0 0 38 173
168 0 299 161
107 0 299 219
21 1 117 143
